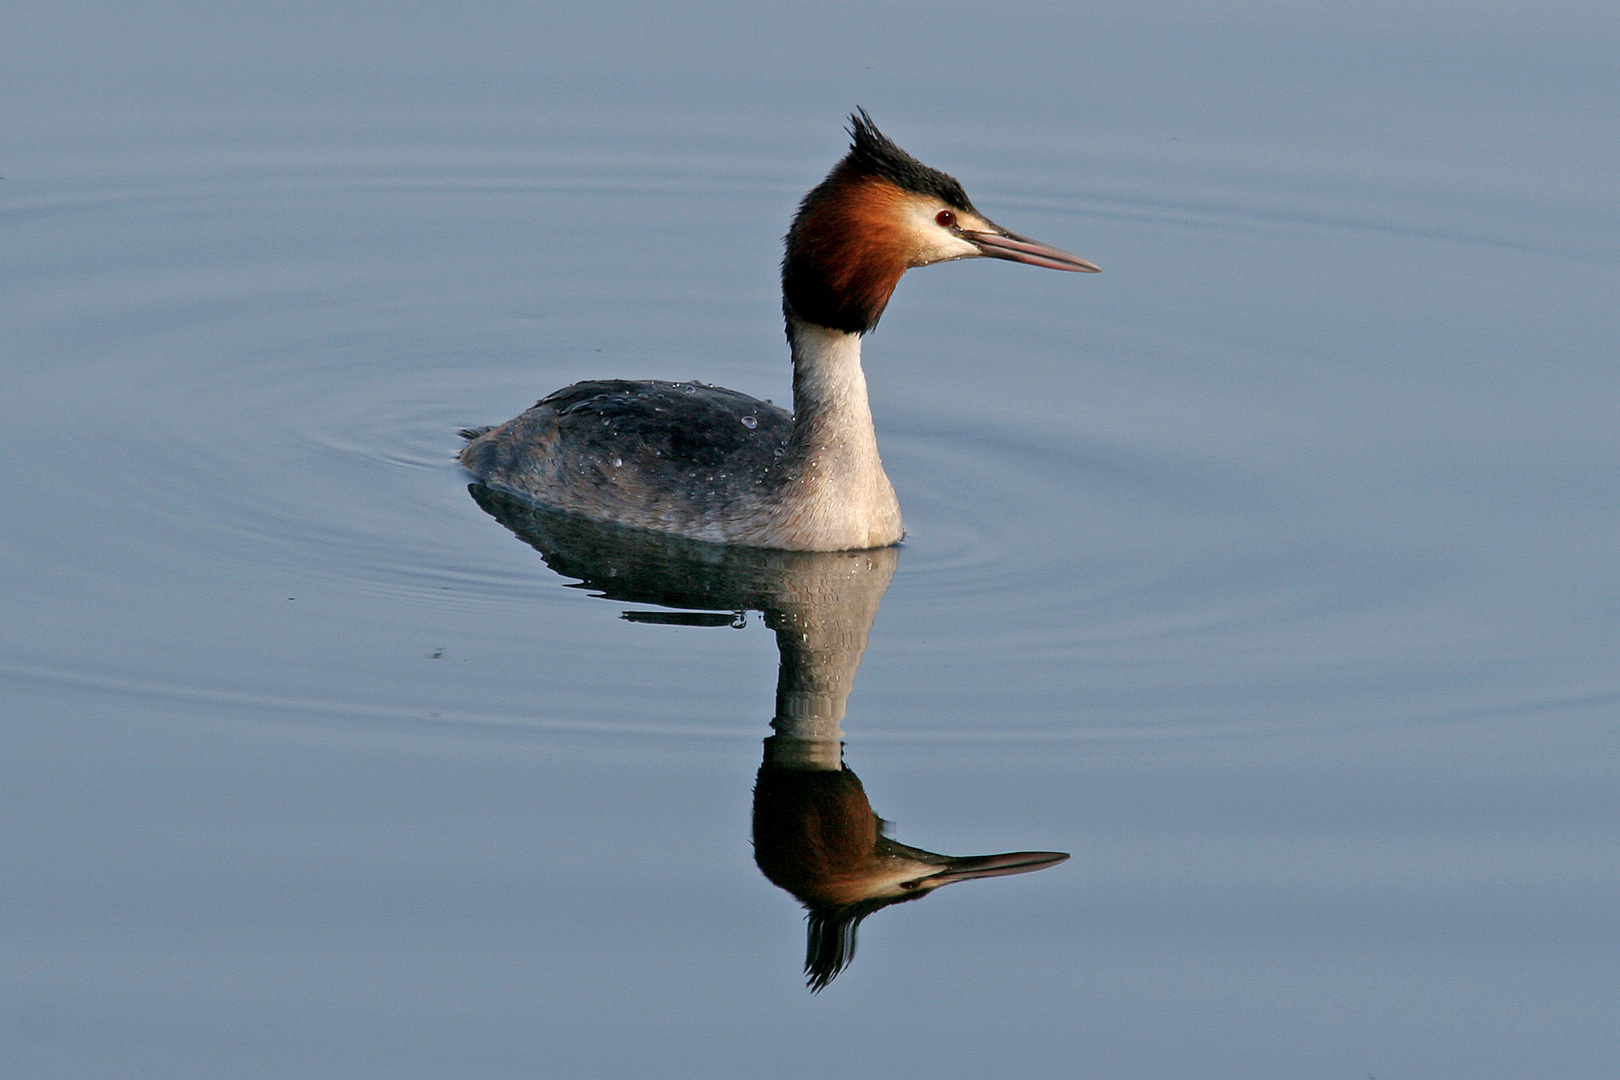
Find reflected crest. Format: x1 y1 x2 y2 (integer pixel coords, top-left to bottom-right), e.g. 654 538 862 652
470 484 1068 990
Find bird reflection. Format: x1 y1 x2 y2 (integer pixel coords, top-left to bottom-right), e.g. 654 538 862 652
468 483 1068 990
754 764 1067 990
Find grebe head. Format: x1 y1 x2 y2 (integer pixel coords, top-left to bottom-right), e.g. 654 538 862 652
754 764 1069 990
782 108 1100 336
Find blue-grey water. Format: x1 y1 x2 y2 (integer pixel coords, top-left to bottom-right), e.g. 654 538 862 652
4 4 1618 1078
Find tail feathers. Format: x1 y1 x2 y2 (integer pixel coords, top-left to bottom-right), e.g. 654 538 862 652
458 425 495 441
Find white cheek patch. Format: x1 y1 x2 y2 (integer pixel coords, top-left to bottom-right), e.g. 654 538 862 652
899 196 984 266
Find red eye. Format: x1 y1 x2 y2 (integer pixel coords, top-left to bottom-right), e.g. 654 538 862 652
935 209 955 227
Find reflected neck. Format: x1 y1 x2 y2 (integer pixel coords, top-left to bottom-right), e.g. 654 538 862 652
765 603 858 764
762 732 843 770
762 578 880 770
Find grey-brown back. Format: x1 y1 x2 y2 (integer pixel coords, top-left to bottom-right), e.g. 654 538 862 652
459 379 795 542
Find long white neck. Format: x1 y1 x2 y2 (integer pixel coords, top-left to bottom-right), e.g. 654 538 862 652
775 319 902 549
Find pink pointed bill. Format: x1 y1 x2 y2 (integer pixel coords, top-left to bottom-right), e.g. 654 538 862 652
966 230 1101 273
927 850 1070 885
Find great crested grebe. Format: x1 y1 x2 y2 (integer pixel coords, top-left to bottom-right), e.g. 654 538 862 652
459 110 1099 551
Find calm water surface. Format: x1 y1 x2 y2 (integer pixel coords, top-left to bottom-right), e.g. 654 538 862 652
4 5 1618 1078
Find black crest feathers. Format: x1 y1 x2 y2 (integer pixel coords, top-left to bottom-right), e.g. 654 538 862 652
845 108 973 211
